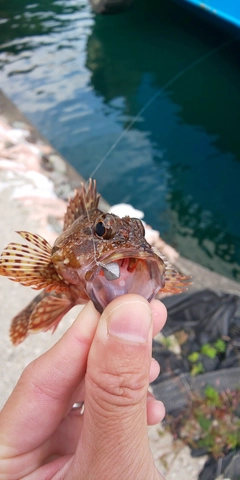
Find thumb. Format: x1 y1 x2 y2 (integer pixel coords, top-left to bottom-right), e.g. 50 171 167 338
72 295 159 480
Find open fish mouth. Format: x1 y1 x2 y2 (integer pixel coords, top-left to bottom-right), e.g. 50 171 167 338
85 255 164 313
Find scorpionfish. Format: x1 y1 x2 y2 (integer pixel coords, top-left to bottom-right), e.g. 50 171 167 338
0 179 191 345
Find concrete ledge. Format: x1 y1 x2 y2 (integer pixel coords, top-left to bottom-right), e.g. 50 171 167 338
175 256 240 296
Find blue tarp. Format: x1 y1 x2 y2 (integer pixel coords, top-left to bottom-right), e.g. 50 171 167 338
180 0 240 29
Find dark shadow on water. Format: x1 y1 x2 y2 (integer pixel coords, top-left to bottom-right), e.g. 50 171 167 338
83 0 240 280
86 0 240 158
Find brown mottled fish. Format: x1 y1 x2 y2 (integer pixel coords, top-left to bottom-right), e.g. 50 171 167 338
0 179 191 345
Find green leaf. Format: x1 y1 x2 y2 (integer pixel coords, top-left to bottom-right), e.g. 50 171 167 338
226 432 239 450
188 352 199 363
204 386 220 405
160 336 172 348
201 343 217 359
190 362 204 376
197 414 212 432
214 339 226 353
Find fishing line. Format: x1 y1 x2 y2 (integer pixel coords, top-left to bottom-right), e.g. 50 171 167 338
85 34 238 269
89 35 238 179
82 180 116 273
81 181 101 268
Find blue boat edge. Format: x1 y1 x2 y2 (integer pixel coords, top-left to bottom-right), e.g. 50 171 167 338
90 0 240 35
173 0 240 32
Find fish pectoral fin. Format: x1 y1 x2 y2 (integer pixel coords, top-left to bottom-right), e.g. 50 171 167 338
10 292 73 345
28 294 73 333
153 249 192 294
10 291 47 345
161 266 192 294
0 231 67 293
63 178 100 230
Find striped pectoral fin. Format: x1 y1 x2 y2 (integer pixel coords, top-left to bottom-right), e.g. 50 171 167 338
28 294 74 334
10 292 74 345
153 248 192 295
10 291 47 345
0 231 67 293
161 266 192 294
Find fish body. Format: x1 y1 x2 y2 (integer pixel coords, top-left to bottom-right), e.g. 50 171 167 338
0 180 191 345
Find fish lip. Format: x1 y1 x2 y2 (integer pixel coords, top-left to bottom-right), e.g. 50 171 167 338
85 251 165 312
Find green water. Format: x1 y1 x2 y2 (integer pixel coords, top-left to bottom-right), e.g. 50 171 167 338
0 0 240 281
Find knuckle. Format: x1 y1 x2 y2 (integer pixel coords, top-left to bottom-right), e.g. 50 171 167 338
88 352 149 408
20 358 64 402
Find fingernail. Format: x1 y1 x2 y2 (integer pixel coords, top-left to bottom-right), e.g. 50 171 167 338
107 300 152 343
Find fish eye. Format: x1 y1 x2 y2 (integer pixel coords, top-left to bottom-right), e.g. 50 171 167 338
94 214 118 239
95 221 106 237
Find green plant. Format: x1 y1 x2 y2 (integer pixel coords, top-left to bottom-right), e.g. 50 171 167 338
190 362 204 376
188 352 199 363
201 343 217 358
187 352 204 375
204 385 221 406
160 336 172 349
214 338 226 353
166 388 240 459
187 339 227 375
200 339 226 359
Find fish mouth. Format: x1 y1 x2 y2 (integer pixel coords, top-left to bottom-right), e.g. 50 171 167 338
85 253 164 313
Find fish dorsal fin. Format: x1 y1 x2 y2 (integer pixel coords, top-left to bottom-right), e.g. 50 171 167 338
63 178 100 231
0 231 68 293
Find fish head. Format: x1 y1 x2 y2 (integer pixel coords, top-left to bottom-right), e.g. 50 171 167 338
51 208 166 312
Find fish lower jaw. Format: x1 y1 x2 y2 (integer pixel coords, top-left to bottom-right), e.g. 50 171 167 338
86 258 164 313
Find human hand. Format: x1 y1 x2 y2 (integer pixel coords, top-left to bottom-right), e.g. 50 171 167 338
0 294 167 480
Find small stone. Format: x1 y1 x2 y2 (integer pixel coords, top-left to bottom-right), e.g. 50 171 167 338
41 154 54 172
55 183 72 200
48 154 67 173
11 121 29 129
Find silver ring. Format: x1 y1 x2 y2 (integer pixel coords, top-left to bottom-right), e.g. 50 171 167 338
71 401 84 415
